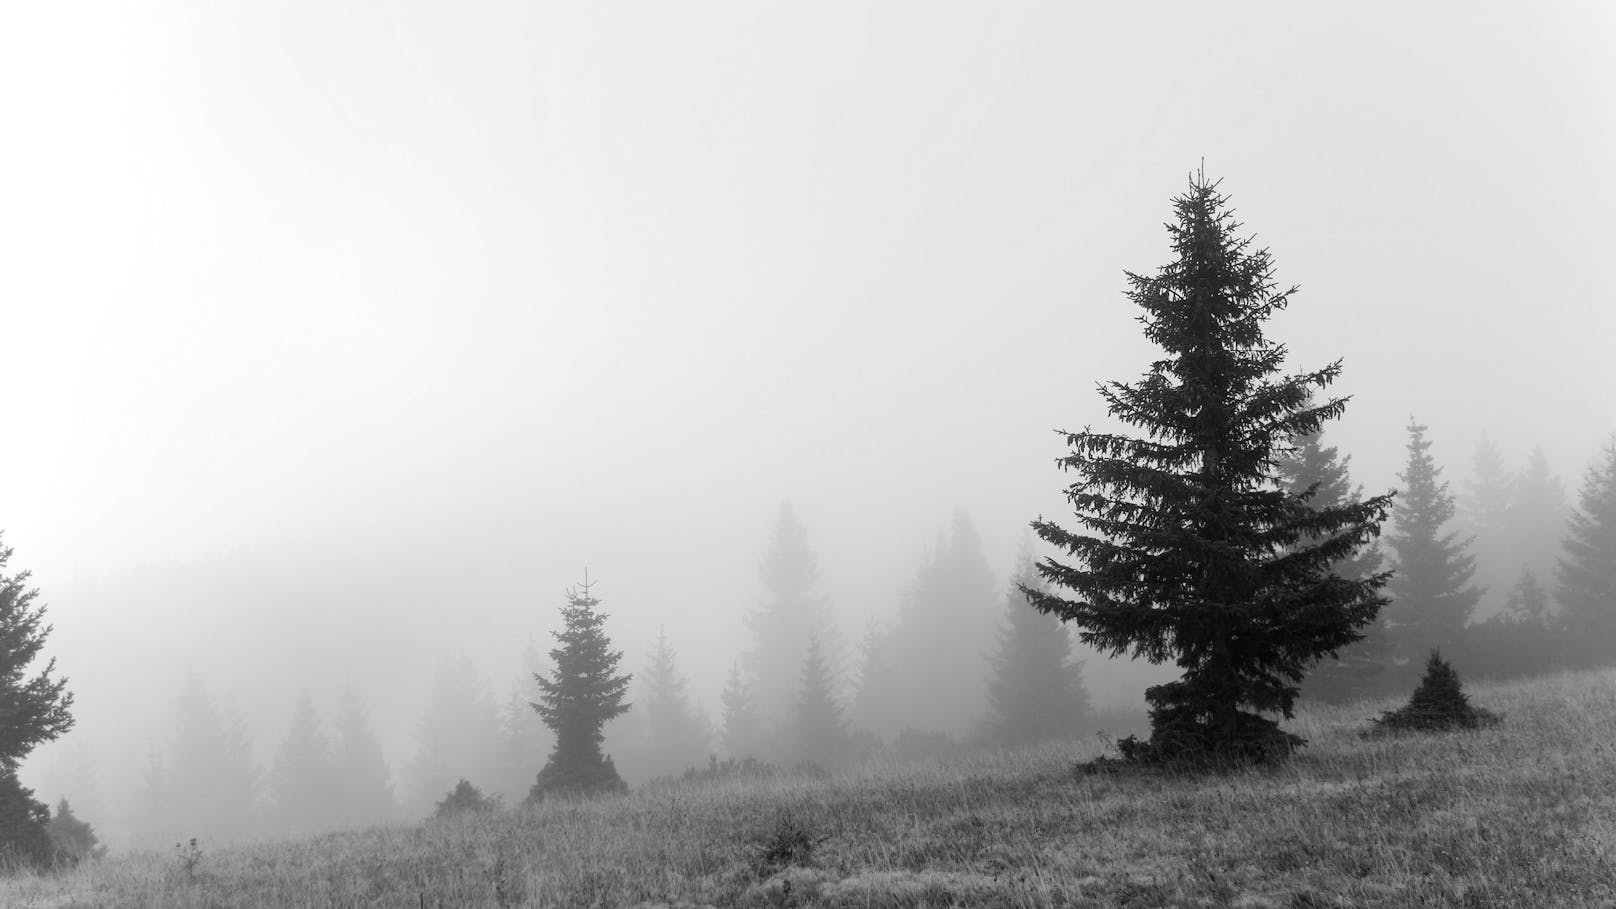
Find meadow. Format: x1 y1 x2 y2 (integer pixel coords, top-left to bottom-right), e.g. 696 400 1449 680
5 669 1615 908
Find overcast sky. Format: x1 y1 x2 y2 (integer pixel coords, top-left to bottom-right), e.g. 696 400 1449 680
3 2 1613 795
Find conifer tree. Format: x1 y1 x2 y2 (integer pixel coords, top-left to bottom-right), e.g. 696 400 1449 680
1557 440 1616 667
269 692 337 836
1277 428 1393 702
985 559 1090 745
719 662 761 759
45 799 101 865
745 503 839 729
794 637 849 768
331 682 394 828
640 627 711 777
529 577 631 799
1461 433 1515 616
0 535 74 864
403 653 501 818
1384 420 1481 669
145 676 261 844
1026 172 1393 764
1513 447 1569 590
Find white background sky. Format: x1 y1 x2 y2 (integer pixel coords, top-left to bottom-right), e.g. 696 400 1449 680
2 1 1613 799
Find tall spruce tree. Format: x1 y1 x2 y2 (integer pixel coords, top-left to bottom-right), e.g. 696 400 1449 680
1277 428 1394 702
1026 173 1393 764
1512 447 1569 592
330 682 394 828
640 627 711 777
794 637 849 769
529 577 631 799
984 559 1090 746
718 662 762 759
1384 420 1481 670
1557 439 1616 667
268 692 338 836
745 503 839 731
1461 433 1515 617
0 535 73 865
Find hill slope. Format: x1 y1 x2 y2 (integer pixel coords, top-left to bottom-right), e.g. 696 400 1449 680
5 670 1616 907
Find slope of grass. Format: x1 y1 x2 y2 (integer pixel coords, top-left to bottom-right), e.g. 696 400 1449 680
7 669 1616 908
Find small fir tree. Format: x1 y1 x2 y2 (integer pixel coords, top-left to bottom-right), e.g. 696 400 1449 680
1384 420 1482 671
794 637 849 769
1371 650 1498 733
0 535 74 864
529 577 632 799
1277 428 1394 702
45 799 102 865
719 662 762 759
433 779 495 818
1557 440 1616 667
1026 172 1393 764
985 559 1091 745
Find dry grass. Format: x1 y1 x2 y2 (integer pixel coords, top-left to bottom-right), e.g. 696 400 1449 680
6 670 1616 907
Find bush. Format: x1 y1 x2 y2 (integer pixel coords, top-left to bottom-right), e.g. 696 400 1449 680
643 755 781 792
1370 650 1500 734
433 779 498 819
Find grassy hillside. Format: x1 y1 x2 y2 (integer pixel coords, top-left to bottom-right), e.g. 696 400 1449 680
5 670 1616 908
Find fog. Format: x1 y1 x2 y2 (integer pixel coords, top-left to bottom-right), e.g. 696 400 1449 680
2 3 1612 847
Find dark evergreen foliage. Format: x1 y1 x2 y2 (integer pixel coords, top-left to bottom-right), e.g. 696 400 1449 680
1277 429 1394 702
0 536 73 866
45 799 102 866
0 774 50 869
985 559 1091 744
1384 420 1482 671
433 778 496 818
719 662 762 759
794 637 849 768
529 577 631 800
1371 650 1499 733
1558 440 1616 667
1026 173 1394 765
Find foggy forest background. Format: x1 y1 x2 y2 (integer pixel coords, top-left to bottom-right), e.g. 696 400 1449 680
2 2 1613 859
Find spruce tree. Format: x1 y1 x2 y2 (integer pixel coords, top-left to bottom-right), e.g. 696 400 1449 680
0 535 73 864
1277 428 1393 702
529 577 631 799
403 653 501 818
1384 419 1481 670
718 662 761 759
985 559 1090 745
1557 439 1616 667
1026 172 1393 764
330 682 394 828
745 503 838 729
794 637 849 769
641 627 711 777
269 692 337 836
1461 433 1515 616
1512 447 1569 588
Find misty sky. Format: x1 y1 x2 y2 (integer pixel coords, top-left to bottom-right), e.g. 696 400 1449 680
2 3 1613 797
